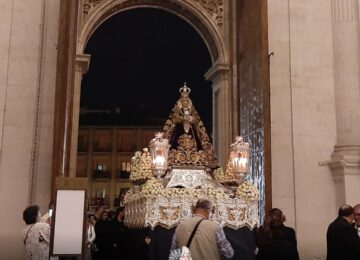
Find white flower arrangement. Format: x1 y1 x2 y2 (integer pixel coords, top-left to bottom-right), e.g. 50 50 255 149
236 181 260 201
213 167 226 181
125 177 230 203
213 163 238 185
129 148 153 183
124 189 135 203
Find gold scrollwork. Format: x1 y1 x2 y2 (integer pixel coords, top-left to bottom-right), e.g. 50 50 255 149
160 206 180 221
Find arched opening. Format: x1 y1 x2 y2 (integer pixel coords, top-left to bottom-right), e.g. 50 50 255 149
81 8 213 130
75 8 214 210
51 3 271 256
78 1 226 64
62 1 231 186
52 1 272 217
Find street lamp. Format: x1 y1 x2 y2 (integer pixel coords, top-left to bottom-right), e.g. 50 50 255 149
149 132 170 178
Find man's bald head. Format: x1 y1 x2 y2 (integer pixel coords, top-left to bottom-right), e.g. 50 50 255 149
194 199 213 219
338 204 354 224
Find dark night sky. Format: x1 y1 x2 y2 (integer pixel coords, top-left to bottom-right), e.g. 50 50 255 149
80 8 213 131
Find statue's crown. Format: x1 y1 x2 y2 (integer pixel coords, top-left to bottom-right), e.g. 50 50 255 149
179 83 191 97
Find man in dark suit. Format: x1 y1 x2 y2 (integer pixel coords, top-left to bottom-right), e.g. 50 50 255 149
354 204 360 238
326 204 360 260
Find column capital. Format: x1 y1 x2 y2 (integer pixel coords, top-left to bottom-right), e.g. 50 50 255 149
204 62 230 82
75 53 91 74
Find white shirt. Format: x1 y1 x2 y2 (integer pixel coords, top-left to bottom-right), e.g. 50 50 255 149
87 224 96 243
23 222 50 260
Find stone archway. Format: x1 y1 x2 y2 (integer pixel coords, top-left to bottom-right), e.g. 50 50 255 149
52 0 271 219
78 0 227 62
52 0 232 186
71 1 232 178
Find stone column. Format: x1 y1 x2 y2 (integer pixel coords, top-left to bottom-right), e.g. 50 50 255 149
68 54 91 177
329 0 360 206
205 62 231 167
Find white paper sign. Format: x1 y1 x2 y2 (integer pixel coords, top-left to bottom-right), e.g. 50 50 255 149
53 190 85 255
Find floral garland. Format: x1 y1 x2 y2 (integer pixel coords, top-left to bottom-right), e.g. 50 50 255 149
124 178 230 203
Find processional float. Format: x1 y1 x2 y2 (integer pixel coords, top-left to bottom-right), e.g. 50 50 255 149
124 84 260 230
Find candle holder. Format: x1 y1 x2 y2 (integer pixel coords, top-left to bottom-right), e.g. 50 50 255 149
149 132 170 179
229 136 250 183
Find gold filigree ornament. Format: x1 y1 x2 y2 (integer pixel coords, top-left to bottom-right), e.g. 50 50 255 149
160 206 180 222
163 84 218 169
168 134 207 166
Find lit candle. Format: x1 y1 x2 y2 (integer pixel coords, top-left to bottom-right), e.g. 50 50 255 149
149 132 170 178
239 157 248 171
154 156 165 167
232 156 248 172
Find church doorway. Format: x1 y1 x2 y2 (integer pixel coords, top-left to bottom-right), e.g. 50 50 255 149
76 8 213 210
52 0 270 220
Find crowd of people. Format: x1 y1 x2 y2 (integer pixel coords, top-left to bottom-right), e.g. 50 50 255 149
22 201 360 260
22 204 132 260
89 206 130 260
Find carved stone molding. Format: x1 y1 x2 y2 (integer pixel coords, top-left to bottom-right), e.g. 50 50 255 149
330 146 360 175
329 156 360 176
193 0 224 26
204 62 230 82
78 0 227 62
81 0 224 27
82 0 105 15
329 147 360 205
79 0 225 62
